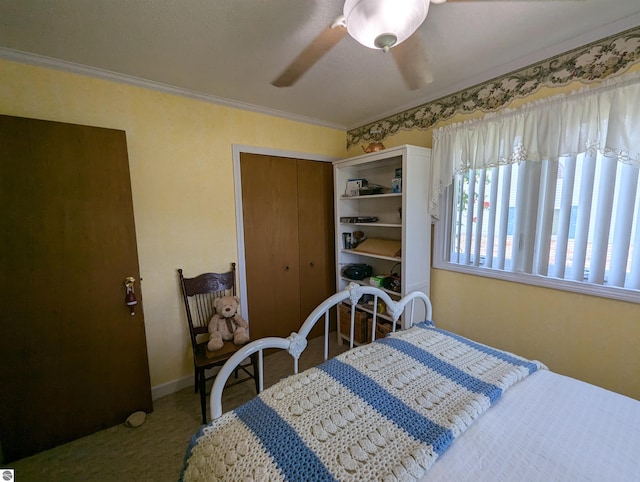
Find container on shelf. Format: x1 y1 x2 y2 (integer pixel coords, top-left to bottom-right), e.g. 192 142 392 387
338 303 369 344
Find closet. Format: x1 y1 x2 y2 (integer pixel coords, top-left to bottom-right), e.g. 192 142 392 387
240 153 335 341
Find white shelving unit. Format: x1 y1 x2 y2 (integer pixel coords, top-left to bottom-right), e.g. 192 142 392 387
334 145 432 343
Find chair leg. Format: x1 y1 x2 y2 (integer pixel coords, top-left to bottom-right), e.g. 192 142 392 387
251 353 260 393
198 368 207 424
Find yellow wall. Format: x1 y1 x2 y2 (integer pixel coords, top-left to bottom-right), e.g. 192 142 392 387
0 59 347 390
347 72 640 400
3 56 638 401
431 270 640 399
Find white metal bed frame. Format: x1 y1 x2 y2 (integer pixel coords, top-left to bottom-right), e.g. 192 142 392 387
188 284 640 481
210 282 432 419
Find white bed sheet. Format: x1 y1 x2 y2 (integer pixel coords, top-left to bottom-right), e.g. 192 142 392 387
423 370 640 481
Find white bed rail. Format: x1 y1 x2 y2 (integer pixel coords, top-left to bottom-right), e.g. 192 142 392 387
209 283 432 420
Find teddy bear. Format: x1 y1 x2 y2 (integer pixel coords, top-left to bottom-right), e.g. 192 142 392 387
207 295 250 351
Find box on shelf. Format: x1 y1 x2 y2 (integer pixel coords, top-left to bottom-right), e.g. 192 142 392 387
369 275 385 287
338 303 369 344
340 216 379 223
353 238 401 258
391 177 402 193
342 232 352 249
345 178 367 197
358 184 385 195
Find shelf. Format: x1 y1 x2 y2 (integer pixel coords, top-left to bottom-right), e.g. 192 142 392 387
340 276 401 298
353 303 397 323
334 145 432 323
340 192 401 200
341 248 400 262
340 222 401 228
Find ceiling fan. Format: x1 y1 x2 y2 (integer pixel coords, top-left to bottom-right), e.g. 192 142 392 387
272 0 563 90
271 0 465 90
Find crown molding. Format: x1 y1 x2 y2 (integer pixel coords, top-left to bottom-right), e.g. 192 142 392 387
0 47 346 132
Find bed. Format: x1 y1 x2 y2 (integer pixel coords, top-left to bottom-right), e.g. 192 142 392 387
181 283 640 481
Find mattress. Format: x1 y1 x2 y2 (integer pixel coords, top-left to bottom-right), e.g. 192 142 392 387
424 369 640 481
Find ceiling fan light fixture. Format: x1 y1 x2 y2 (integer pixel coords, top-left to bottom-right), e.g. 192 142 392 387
343 0 430 51
374 33 397 52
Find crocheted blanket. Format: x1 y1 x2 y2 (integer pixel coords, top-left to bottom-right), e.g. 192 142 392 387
181 322 546 481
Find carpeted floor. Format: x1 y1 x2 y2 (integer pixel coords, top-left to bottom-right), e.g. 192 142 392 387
8 333 348 482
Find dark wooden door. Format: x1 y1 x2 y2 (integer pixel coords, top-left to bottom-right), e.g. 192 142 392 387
0 115 152 462
297 160 336 337
240 153 301 340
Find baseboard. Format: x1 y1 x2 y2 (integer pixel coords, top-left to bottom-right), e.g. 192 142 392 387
151 375 193 400
151 362 253 400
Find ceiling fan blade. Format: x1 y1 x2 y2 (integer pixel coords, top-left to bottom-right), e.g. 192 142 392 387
272 23 347 88
391 32 433 90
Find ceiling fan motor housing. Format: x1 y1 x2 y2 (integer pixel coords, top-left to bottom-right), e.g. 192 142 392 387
374 33 397 52
343 0 430 50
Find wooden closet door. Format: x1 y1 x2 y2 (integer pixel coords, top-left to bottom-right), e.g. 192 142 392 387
297 160 336 336
240 154 301 340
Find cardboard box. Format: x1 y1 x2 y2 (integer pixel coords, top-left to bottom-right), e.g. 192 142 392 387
353 238 401 258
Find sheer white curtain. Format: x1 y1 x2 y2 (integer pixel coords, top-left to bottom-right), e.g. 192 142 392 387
431 72 640 219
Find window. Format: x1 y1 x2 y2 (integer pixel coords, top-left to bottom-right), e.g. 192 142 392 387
435 152 640 302
431 74 640 303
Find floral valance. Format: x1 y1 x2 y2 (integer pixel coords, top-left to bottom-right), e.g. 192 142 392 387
430 72 640 218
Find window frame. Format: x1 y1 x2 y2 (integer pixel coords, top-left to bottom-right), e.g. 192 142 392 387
432 167 640 305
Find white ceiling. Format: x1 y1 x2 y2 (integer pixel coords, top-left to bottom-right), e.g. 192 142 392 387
1 1 640 130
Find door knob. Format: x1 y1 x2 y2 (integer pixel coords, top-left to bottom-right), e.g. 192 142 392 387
284 265 289 272
124 277 138 315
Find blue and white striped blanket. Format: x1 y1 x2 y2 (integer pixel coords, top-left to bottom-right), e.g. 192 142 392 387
181 322 546 481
